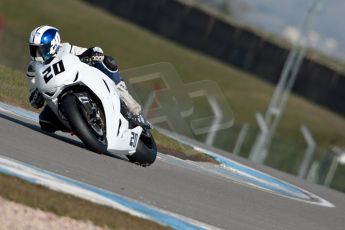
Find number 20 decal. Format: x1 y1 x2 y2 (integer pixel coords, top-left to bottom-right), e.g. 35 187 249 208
42 60 65 83
129 132 139 147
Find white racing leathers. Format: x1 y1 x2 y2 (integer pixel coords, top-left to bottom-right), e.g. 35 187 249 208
27 43 86 93
30 45 143 155
26 43 142 115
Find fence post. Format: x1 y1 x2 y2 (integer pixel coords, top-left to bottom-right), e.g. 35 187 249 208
233 123 249 155
249 113 268 163
298 125 316 178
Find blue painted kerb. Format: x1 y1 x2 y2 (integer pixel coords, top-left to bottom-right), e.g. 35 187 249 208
0 161 205 230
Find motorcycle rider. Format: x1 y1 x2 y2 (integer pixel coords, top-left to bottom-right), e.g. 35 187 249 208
27 25 149 132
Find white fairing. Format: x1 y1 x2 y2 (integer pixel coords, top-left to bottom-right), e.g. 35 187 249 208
34 51 142 155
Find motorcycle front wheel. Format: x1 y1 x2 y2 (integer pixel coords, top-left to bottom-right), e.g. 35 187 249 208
60 94 108 154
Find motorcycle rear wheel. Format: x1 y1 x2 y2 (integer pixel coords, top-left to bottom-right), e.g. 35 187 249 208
127 131 157 166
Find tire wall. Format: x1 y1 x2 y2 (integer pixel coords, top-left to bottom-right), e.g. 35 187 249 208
83 0 345 117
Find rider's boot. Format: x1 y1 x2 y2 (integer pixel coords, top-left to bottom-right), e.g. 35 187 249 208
39 105 70 133
130 114 153 130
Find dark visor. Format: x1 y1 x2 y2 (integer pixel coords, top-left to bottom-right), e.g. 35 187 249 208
29 43 51 61
29 44 39 58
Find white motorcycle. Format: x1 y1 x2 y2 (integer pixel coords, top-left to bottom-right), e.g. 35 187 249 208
34 51 157 166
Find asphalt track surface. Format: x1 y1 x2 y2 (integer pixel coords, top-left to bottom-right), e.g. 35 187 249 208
1 110 345 230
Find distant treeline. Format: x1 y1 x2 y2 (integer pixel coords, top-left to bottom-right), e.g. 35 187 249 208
84 0 345 117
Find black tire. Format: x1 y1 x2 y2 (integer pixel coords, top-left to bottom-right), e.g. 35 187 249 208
60 94 107 154
127 132 157 166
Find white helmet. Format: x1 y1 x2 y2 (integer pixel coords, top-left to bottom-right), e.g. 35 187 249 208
29 25 61 63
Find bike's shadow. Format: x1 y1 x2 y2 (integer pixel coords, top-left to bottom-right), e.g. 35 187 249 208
0 112 128 162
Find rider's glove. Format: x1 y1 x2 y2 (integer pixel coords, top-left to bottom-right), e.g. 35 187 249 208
29 89 44 109
79 47 104 63
90 47 104 63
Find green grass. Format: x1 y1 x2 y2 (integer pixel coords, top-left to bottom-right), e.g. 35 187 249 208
0 65 30 108
0 0 345 182
0 173 168 230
